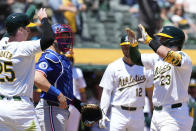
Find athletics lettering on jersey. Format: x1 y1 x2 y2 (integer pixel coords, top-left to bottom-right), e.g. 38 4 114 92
154 64 171 80
0 51 12 60
118 74 146 91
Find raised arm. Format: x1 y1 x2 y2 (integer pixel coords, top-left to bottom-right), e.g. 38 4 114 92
126 24 183 66
37 8 55 51
126 28 143 66
138 24 183 66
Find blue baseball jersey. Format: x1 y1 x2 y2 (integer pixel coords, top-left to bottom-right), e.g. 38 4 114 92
35 49 74 104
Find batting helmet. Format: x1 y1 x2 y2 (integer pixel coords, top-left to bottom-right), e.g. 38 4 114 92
120 35 131 46
52 24 73 53
5 13 31 35
155 26 185 50
190 78 196 87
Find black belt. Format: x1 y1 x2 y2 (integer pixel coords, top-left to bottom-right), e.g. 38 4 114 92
121 106 137 111
154 103 182 111
47 100 59 107
0 95 21 101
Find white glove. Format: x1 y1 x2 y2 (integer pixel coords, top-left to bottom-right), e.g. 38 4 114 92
99 115 110 129
138 24 152 44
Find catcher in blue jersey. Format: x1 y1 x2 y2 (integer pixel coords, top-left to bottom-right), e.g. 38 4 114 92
34 24 102 131
34 24 74 131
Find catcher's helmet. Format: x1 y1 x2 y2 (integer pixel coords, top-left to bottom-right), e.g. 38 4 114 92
120 35 131 46
52 24 73 53
155 26 185 50
5 13 31 35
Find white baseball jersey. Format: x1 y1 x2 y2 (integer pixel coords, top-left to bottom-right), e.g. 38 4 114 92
72 66 86 100
99 58 153 107
0 38 41 98
141 52 192 106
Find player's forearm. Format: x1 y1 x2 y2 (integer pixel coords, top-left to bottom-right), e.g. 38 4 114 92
129 46 143 66
34 71 51 92
34 71 62 97
40 18 55 51
156 45 171 58
152 43 182 66
100 88 112 115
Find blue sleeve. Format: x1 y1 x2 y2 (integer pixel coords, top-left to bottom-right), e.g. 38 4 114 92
36 53 54 76
36 52 61 81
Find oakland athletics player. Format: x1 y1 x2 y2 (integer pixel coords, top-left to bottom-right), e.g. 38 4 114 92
99 34 153 131
0 8 54 130
126 24 193 131
66 50 87 131
34 24 75 131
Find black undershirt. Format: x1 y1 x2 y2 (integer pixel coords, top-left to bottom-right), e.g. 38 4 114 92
40 18 55 51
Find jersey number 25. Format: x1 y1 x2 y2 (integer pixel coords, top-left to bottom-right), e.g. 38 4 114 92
0 61 15 82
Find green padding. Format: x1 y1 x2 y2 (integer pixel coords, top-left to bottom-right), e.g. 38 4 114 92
25 4 36 21
129 46 143 66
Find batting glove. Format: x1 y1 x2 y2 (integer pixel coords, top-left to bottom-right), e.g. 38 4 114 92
125 27 138 47
99 115 110 129
138 24 152 44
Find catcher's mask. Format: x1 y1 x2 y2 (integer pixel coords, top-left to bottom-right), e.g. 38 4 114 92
155 26 185 50
52 24 73 53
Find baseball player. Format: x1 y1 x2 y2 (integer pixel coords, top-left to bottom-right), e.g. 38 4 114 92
0 8 54 130
34 24 75 131
66 50 87 131
188 78 196 131
98 34 153 131
126 24 193 131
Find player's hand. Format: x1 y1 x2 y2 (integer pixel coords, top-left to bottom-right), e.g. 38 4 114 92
138 24 152 44
125 27 138 47
37 8 48 22
57 93 68 109
99 115 110 129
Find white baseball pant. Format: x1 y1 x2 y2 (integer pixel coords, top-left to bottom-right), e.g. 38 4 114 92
66 104 81 131
0 96 41 131
35 99 70 131
150 103 193 131
109 106 144 131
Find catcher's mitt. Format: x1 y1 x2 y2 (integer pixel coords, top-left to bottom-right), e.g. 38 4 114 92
81 104 103 127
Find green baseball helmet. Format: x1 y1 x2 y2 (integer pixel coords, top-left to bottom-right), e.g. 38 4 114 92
120 35 131 46
155 26 185 50
5 13 31 35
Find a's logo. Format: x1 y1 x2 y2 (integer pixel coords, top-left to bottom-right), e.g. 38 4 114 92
39 62 48 70
154 64 171 80
125 36 128 41
118 75 146 91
